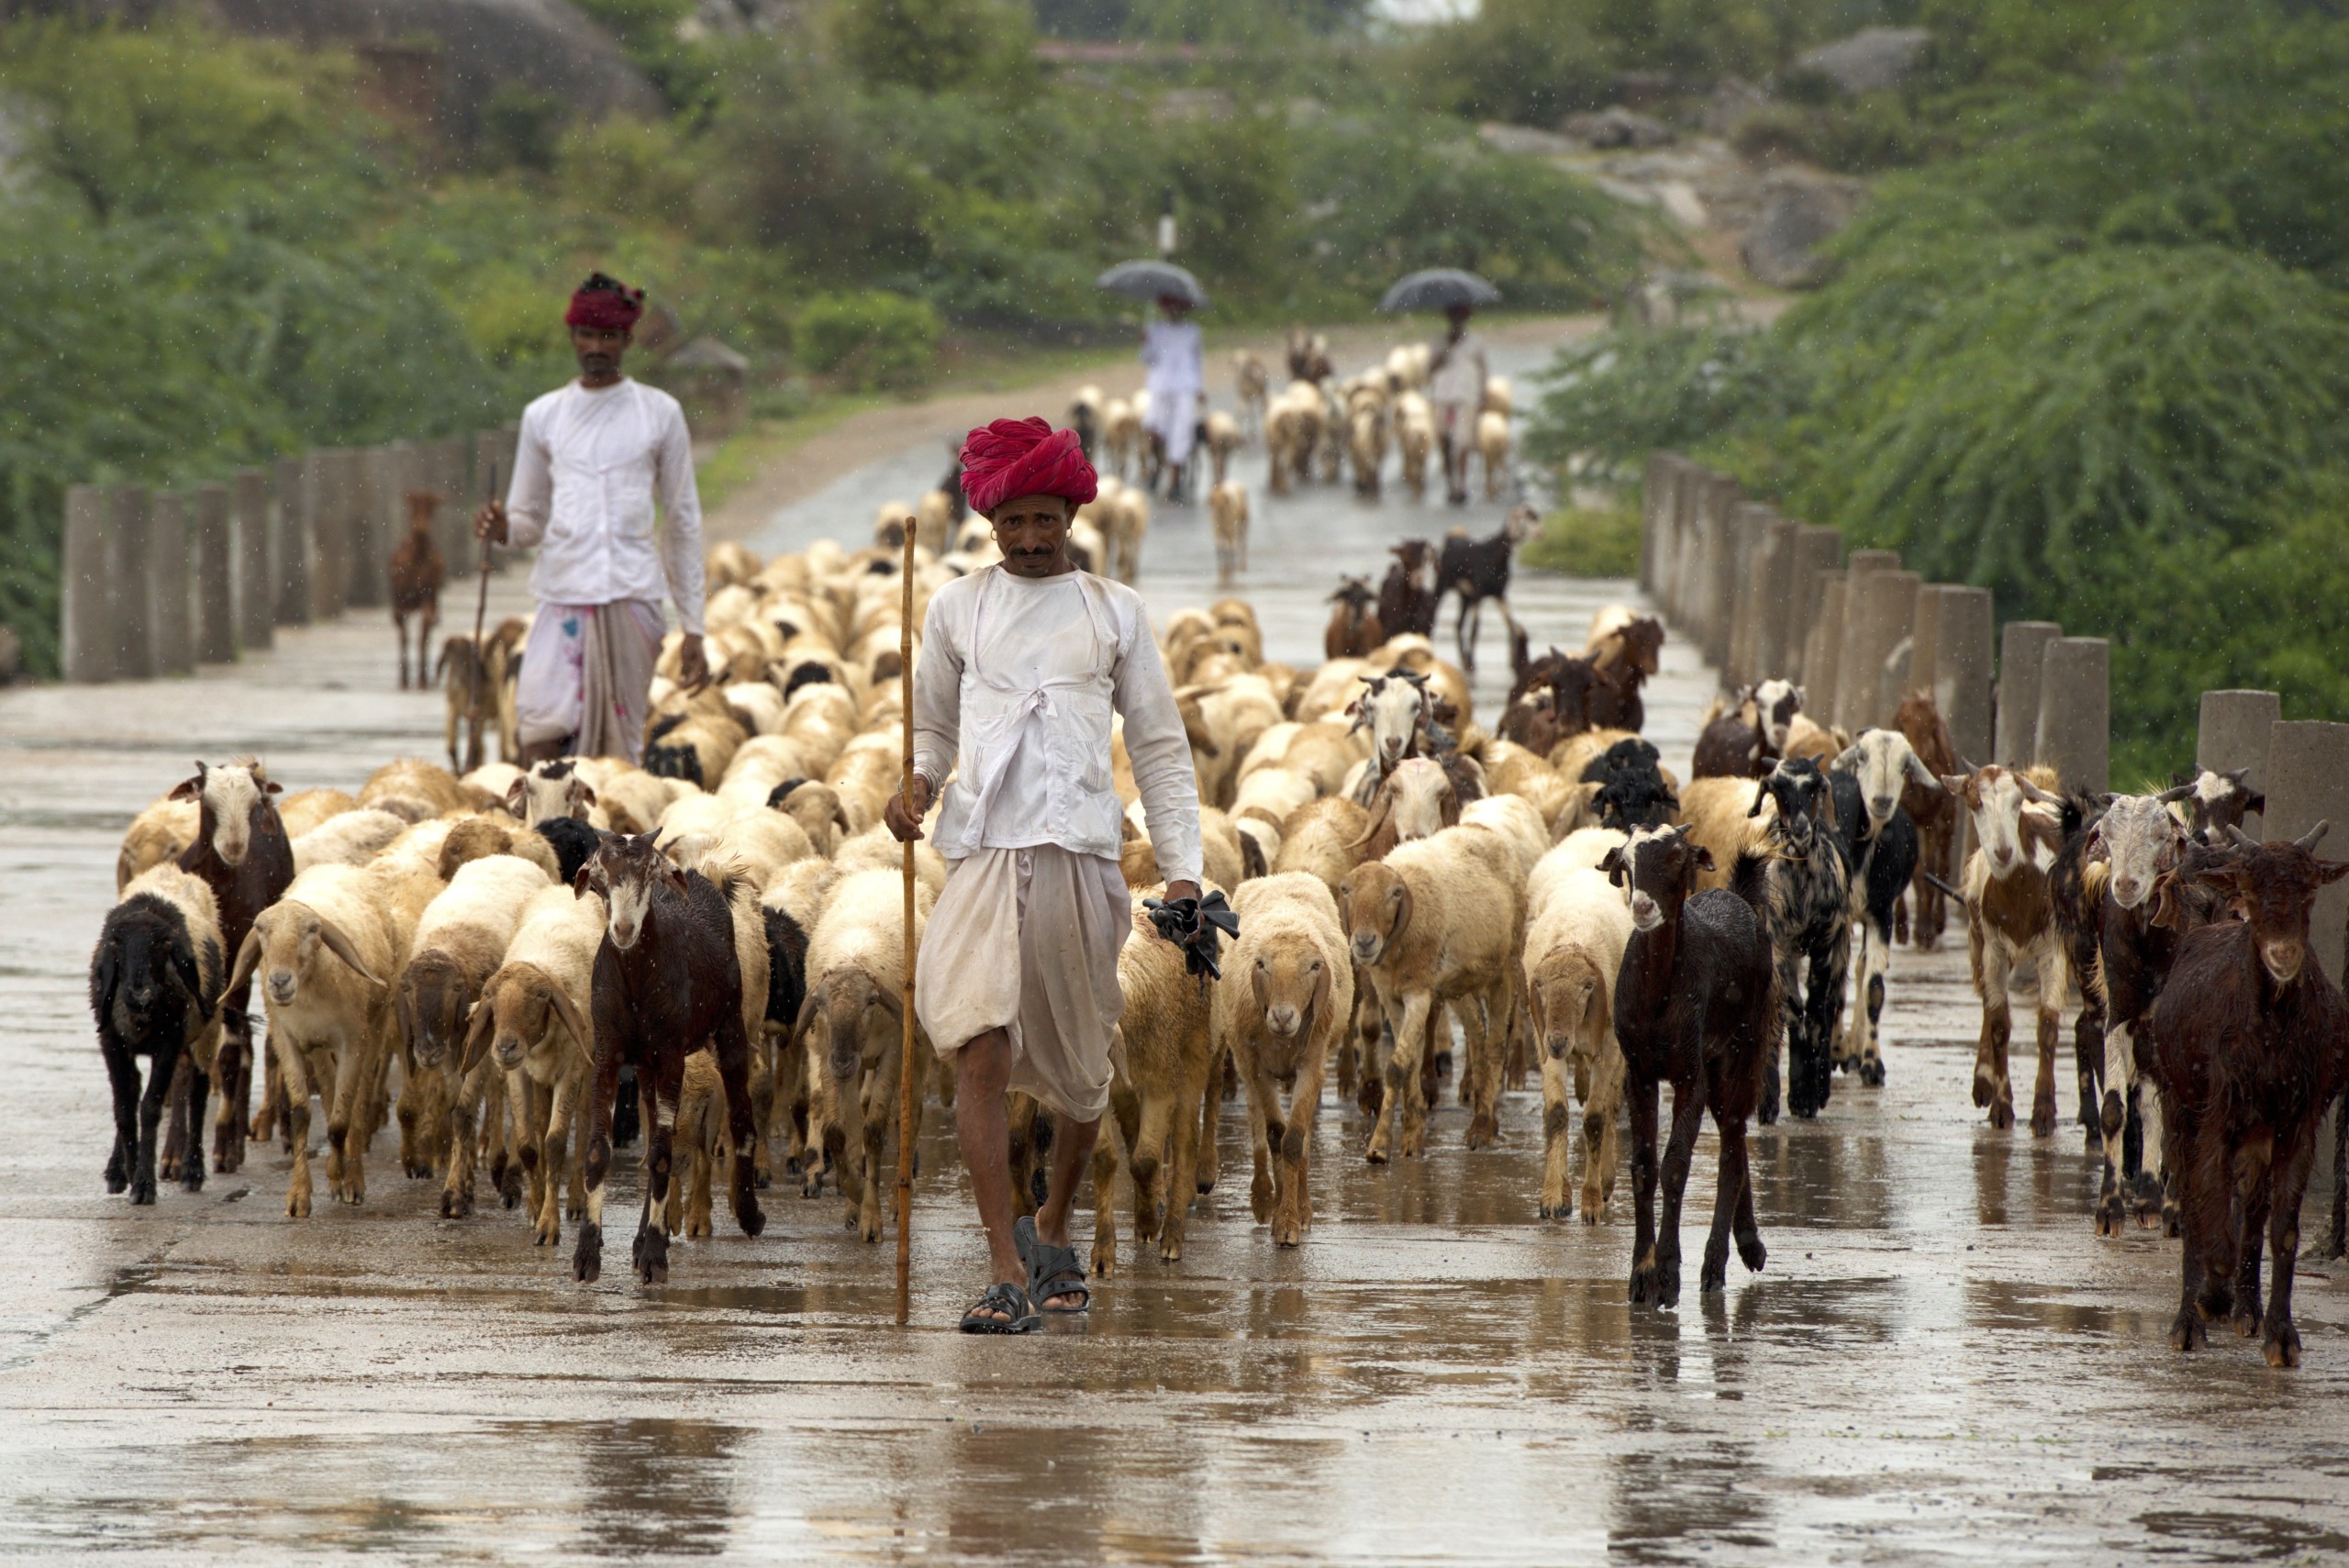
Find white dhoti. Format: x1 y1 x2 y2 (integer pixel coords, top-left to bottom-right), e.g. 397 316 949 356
513 598 665 763
915 845 1132 1122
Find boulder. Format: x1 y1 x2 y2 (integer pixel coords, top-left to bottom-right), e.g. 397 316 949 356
1792 28 1932 97
1739 171 1864 289
1561 106 1675 150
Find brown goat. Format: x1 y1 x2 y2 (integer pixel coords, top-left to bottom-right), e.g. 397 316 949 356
1324 576 1384 660
2148 826 2349 1367
389 490 447 690
1892 692 1960 950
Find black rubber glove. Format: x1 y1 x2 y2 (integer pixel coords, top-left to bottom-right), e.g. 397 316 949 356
1142 889 1241 983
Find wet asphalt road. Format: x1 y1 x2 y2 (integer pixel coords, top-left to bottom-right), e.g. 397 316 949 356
5 334 2349 1563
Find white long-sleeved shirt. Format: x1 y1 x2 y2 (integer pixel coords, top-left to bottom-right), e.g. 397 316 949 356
503 378 706 635
912 565 1203 886
1428 328 1488 412
1141 320 1203 432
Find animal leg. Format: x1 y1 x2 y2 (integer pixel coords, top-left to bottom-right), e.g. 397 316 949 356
328 1037 371 1206
212 1012 250 1173
1243 1059 1275 1224
252 1029 285 1147
635 1068 677 1284
1275 1062 1322 1248
712 1012 768 1239
2232 1140 2275 1341
1627 1075 1663 1304
1129 1089 1175 1245
1702 1111 1758 1293
2030 951 2065 1137
1195 1045 1223 1195
2095 1020 2133 1236
1857 920 1889 1086
439 1066 481 1218
1089 1117 1123 1278
1463 980 1508 1150
100 1031 139 1195
2262 1129 2315 1368
1650 1075 1707 1308
1973 936 2014 1129
1161 1050 1215 1262
1585 1042 1625 1224
134 1042 181 1206
2169 1118 2221 1351
279 1035 315 1218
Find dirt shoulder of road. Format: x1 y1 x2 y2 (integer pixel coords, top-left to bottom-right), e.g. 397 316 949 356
699 314 1610 542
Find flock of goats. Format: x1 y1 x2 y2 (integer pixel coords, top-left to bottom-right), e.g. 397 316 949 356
88 477 2349 1368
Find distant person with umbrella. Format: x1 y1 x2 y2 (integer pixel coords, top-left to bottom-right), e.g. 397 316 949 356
1097 260 1209 506
1141 295 1205 503
1381 268 1500 506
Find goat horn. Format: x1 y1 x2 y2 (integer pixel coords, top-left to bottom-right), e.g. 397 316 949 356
2225 824 2260 849
2013 775 2058 805
1955 755 1979 774
2155 782 2198 804
2297 820 2330 851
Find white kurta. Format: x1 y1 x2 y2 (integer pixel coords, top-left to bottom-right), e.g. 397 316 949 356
503 378 707 635
1141 319 1204 467
1428 328 1488 419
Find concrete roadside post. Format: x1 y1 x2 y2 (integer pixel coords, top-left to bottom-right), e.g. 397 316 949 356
1995 621 2062 765
1806 572 1847 721
1702 475 1746 673
2195 690 2281 836
234 470 273 652
1934 585 1997 871
1751 517 1800 685
430 436 473 577
1672 469 1709 639
150 493 195 676
1641 452 1670 596
347 444 401 610
2033 637 2110 795
2262 722 2349 984
61 485 114 683
273 456 311 628
1863 570 1920 728
1783 526 1843 681
194 483 237 664
1833 550 1899 731
106 486 154 680
309 450 348 622
1726 502 1776 688
1907 585 1946 711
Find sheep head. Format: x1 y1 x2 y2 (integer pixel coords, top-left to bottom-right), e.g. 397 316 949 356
1250 939 1330 1043
170 759 280 869
233 901 382 1011
1528 945 1607 1062
396 951 474 1071
469 961 596 1075
804 967 903 1082
1339 862 1412 966
2210 824 2348 984
1602 825 1711 935
577 833 685 951
1833 728 1939 831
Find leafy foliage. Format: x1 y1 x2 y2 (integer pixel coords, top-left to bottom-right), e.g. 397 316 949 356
796 292 943 389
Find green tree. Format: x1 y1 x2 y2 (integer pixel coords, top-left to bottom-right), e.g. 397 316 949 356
829 0 1034 95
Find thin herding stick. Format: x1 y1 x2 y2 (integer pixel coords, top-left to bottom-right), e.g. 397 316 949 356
896 519 918 1327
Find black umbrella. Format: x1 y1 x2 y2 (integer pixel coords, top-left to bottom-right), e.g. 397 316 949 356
1379 268 1501 313
1097 260 1208 308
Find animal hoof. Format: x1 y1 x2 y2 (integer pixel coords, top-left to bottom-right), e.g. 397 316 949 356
287 1189 311 1218
1251 1175 1274 1224
130 1175 158 1206
2161 1203 2182 1240
737 1198 767 1239
2234 1307 2263 1340
440 1188 473 1220
1988 1099 2015 1131
1859 1059 1885 1087
1699 1258 1726 1295
181 1162 206 1194
2265 1319 2302 1369
1737 1235 1766 1273
1464 1114 1497 1151
1972 1071 1996 1109
754 1169 772 1190
2030 1101 2057 1139
2094 1199 2124 1238
1273 1222 1302 1248
1539 1201 1570 1222
2169 1311 2207 1352
498 1166 525 1209
1630 1262 1656 1305
632 1225 668 1285
405 1161 432 1180
573 1224 603 1283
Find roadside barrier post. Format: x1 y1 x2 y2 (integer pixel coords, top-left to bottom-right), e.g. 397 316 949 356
1995 621 2062 766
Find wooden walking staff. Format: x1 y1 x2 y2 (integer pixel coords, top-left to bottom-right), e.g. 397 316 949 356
469 462 498 718
895 520 917 1326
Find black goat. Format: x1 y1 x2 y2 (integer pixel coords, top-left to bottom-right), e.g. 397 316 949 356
2047 789 2115 1142
572 835 766 1285
1752 759 1852 1123
1433 507 1539 673
1603 828 1776 1307
1581 738 1678 833
2148 827 2349 1367
1377 539 1437 639
91 878 223 1204
533 816 609 887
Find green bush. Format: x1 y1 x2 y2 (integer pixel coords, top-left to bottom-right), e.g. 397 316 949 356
1524 506 1642 578
796 292 942 389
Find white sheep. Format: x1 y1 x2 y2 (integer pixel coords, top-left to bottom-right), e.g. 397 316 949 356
224 863 402 1215
290 808 409 873
798 867 933 1242
1209 481 1249 584
1214 873 1353 1247
467 884 606 1246
1521 865 1632 1222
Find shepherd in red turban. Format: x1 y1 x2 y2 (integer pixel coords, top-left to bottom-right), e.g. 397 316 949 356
958 417 1098 517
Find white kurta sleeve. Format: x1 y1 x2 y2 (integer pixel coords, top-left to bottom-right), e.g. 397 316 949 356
503 402 553 550
910 591 963 793
1114 611 1203 888
653 398 707 636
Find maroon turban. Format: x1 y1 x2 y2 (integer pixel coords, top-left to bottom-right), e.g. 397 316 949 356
959 417 1098 516
566 272 644 331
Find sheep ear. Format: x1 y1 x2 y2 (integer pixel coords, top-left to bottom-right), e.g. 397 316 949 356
1692 845 1716 872
314 918 381 987
169 772 203 801
173 942 210 1021
571 780 598 808
2246 790 2266 815
460 996 497 1076
1747 787 1766 817
544 981 598 1074
223 927 262 1007
1599 847 1624 885
2316 859 2349 886
94 939 120 1018
505 779 529 817
572 862 596 899
264 779 283 795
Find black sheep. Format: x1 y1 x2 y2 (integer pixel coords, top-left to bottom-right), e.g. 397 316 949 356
1580 738 1678 832
533 816 608 887
91 882 223 1205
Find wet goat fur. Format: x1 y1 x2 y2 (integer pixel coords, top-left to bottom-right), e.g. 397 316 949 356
91 890 222 1204
573 838 768 1285
2147 836 2349 1367
1604 828 1777 1307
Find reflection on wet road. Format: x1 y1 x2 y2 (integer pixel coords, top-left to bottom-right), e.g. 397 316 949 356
5 334 2348 1562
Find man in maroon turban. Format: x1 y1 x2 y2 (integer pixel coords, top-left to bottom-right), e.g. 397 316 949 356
885 417 1202 1332
473 273 707 763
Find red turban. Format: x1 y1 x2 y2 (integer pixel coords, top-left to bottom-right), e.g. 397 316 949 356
959 417 1098 516
566 272 644 331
